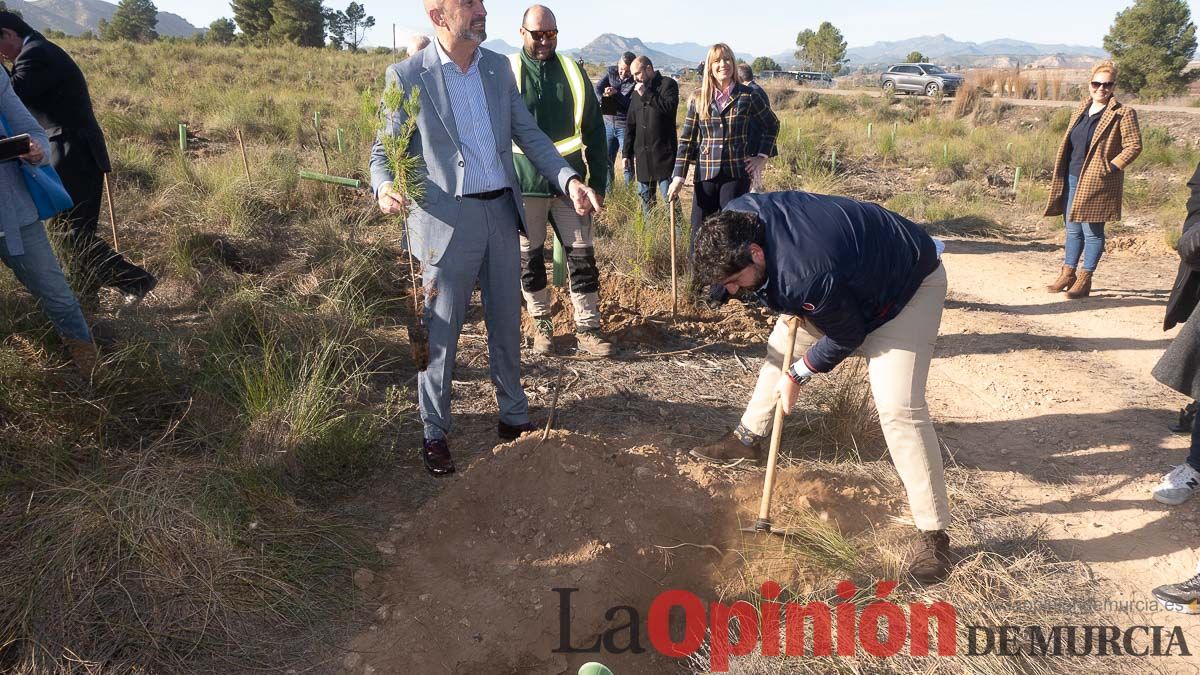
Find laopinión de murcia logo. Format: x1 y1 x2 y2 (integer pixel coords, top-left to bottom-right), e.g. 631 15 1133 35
553 580 1191 671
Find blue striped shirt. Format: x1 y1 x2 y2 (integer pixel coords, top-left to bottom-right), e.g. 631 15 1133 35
433 39 508 194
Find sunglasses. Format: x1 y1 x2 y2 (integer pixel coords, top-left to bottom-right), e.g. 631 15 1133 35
523 28 558 41
1090 81 1115 90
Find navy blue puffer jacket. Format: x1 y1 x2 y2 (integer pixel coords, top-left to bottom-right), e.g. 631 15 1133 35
724 191 940 373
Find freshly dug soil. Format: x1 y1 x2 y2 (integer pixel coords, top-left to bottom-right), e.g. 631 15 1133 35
346 433 904 674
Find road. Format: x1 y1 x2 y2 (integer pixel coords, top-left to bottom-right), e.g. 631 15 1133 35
816 85 1200 114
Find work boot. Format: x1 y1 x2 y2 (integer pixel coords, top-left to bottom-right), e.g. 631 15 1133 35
64 338 98 380
575 328 615 357
1065 270 1093 299
909 530 953 584
690 428 763 467
531 317 554 355
1045 265 1077 293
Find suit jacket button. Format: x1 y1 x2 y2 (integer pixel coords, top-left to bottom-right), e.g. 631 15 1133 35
458 160 465 167
456 195 462 201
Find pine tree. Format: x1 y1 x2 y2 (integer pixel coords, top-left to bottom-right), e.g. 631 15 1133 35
750 56 780 73
906 51 927 64
794 23 848 75
269 0 325 47
100 0 159 42
1104 0 1199 98
207 17 236 45
341 2 373 51
231 0 274 43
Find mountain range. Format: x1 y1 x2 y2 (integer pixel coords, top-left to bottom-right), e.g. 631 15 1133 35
488 33 1104 72
5 0 199 37
842 34 1108 67
3 5 1107 72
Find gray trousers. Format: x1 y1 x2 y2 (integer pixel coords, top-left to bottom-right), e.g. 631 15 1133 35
418 193 529 439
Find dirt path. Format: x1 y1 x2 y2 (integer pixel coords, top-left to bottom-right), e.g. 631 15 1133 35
823 86 1200 115
934 238 1200 652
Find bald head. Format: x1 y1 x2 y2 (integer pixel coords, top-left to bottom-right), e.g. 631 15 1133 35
521 4 556 29
425 0 487 47
409 34 431 54
520 4 558 61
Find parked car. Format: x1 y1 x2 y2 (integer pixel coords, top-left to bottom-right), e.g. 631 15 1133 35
794 71 834 88
756 70 835 88
880 63 963 97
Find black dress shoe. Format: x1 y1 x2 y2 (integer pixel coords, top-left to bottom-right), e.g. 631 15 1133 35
421 438 455 476
498 420 536 440
119 272 158 305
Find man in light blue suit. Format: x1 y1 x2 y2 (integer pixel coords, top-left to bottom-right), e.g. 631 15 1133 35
371 0 602 476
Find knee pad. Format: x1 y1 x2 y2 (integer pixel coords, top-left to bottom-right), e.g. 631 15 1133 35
521 245 547 293
564 245 599 295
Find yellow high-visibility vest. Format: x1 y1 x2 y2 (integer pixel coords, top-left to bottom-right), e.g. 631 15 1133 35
508 52 585 156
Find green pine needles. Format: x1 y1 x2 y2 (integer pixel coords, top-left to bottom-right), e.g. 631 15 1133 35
378 84 425 209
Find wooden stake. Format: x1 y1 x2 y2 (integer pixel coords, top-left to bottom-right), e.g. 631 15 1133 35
236 128 251 186
313 119 331 174
668 202 678 318
336 128 345 153
1013 166 1022 197
103 173 119 252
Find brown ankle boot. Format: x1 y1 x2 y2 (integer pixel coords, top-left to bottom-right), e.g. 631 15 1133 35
909 529 953 583
1066 270 1093 299
690 430 763 467
1045 265 1077 292
64 338 98 379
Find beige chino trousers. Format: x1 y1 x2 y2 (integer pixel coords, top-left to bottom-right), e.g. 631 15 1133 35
519 196 601 330
740 265 951 531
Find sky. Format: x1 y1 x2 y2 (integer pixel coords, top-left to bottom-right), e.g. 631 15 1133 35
147 0 1200 56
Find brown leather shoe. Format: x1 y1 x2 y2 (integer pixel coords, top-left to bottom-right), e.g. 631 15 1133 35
575 329 615 357
531 317 553 355
690 430 763 467
421 438 456 476
909 530 953 583
64 338 98 380
1065 270 1093 299
1045 265 1077 293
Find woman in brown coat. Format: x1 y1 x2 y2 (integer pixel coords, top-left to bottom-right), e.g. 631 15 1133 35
1043 61 1142 299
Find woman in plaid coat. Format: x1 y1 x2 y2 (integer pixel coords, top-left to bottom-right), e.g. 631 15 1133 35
667 43 779 262
1043 61 1142 299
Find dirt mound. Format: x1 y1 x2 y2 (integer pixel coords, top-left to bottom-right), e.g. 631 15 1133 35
345 434 907 674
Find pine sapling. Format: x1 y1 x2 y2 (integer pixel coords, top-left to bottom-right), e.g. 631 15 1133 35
376 84 430 370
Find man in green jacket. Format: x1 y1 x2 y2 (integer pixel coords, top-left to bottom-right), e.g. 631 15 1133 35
513 4 614 356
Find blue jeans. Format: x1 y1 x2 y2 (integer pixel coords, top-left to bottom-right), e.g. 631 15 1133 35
1 221 91 343
1063 174 1105 272
604 120 631 192
637 178 671 214
1189 411 1200 472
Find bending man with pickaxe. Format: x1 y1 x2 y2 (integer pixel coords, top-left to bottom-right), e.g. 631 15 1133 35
690 190 953 584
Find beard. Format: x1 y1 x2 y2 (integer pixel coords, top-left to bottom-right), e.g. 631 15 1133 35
456 21 486 43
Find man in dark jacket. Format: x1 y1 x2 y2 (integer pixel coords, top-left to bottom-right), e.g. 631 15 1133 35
690 191 953 583
737 63 776 192
622 56 678 213
594 51 635 192
0 13 156 304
